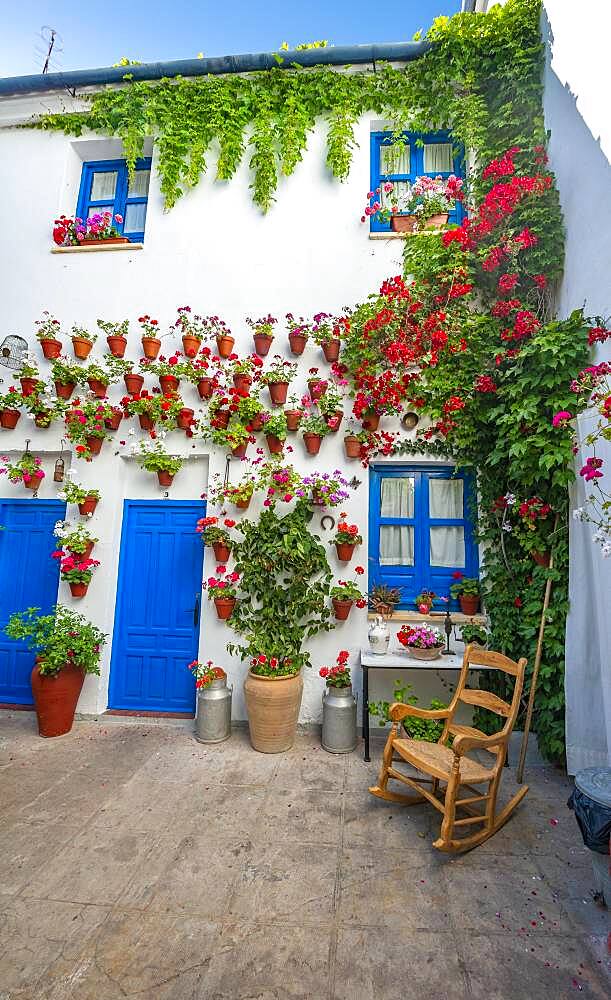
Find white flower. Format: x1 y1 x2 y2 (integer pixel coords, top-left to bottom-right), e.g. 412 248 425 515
504 493 516 506
502 523 512 532
572 507 585 521
128 429 136 437
593 531 605 543
601 542 611 557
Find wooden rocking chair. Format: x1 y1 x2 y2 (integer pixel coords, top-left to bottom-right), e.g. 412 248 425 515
369 644 529 853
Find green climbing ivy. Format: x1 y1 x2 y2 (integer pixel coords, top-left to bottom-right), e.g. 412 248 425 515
36 0 544 212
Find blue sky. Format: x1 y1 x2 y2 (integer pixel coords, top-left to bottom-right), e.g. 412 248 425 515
2 0 461 77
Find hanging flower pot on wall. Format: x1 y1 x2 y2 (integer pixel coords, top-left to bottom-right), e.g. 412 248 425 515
344 435 362 459
39 338 62 360
141 336 161 360
197 377 213 400
214 596 236 620
216 334 235 358
321 338 341 363
288 332 307 356
182 334 202 358
124 373 144 395
159 375 179 394
106 335 127 358
303 432 322 455
71 336 93 360
78 495 98 516
55 380 76 400
253 333 273 357
0 409 20 429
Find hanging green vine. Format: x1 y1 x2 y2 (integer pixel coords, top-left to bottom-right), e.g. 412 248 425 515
36 0 543 212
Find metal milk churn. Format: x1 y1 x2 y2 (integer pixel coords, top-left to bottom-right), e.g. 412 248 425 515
368 615 390 655
195 677 232 743
322 684 357 754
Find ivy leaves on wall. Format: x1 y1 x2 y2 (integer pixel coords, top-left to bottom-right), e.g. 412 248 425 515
37 0 544 213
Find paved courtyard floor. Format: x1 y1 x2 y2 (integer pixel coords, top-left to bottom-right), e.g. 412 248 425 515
0 712 609 1000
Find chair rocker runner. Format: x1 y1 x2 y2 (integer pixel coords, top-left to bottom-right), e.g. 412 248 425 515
369 644 529 853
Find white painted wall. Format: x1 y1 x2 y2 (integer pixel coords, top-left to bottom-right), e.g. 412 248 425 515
0 87 463 723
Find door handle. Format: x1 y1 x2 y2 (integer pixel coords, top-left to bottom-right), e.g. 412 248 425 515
192 594 200 627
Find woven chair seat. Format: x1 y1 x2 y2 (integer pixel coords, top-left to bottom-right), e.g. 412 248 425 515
393 737 495 784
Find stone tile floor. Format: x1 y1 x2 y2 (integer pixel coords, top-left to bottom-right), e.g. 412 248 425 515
0 712 609 999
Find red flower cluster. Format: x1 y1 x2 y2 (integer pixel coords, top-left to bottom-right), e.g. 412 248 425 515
474 375 498 394
319 650 351 687
518 497 552 521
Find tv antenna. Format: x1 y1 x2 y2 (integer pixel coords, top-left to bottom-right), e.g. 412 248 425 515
35 26 63 74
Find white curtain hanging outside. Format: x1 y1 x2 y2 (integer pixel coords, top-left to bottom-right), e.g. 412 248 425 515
379 478 414 566
423 142 453 173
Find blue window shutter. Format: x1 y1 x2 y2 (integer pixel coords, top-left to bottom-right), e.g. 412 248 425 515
368 465 478 610
369 130 466 233
76 157 152 243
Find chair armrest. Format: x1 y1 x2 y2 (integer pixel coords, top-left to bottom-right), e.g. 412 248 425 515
389 702 450 723
452 731 505 755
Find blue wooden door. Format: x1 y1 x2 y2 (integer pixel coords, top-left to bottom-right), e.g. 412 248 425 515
108 501 205 713
0 499 65 705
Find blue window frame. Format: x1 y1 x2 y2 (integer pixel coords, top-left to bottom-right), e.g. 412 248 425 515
369 131 465 233
76 158 152 243
368 465 478 610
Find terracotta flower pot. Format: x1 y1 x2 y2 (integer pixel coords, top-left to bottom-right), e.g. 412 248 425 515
266 434 284 455
87 378 108 399
85 436 103 456
268 382 289 406
308 379 327 402
405 645 444 660
31 661 85 738
124 373 144 395
232 442 248 459
216 334 235 358
424 212 449 230
104 410 122 431
233 373 252 392
71 336 93 360
177 407 194 431
531 551 551 568
321 338 341 363
285 410 302 432
157 470 174 487
288 333 308 356
81 237 130 245
78 496 98 516
335 542 356 562
212 541 231 563
344 436 361 459
324 410 343 432
303 432 322 455
20 377 38 395
362 411 380 431
69 581 89 598
253 333 273 357
332 598 354 621
391 214 419 233
182 334 202 358
459 595 480 616
24 476 41 490
141 336 161 360
214 596 236 620
214 409 230 430
244 669 303 753
159 374 179 394
106 335 127 358
139 414 155 431
249 413 264 431
55 380 76 400
0 408 20 429
69 541 94 560
195 377 212 400
39 338 62 360
234 496 251 510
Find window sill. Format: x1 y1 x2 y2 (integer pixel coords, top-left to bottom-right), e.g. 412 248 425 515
368 610 487 625
368 230 446 241
51 243 144 254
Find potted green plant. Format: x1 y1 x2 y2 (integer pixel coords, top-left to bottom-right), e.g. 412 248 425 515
21 392 66 429
247 315 276 356
311 312 343 363
0 452 45 490
332 519 363 561
369 679 447 740
138 315 162 359
54 551 100 598
122 391 183 431
204 566 240 620
64 398 110 459
97 318 129 358
54 519 98 559
229 354 263 392
318 385 345 431
0 387 24 429
134 440 184 487
59 481 101 516
17 358 43 396
415 589 436 614
397 623 445 660
449 574 481 615
285 313 310 356
234 394 264 431
50 357 81 399
284 393 304 432
35 312 63 359
330 575 366 620
196 515 237 562
174 306 207 358
4 605 106 737
262 356 297 406
307 367 328 401
261 410 288 454
368 583 402 619
364 174 463 233
139 353 186 394
211 420 253 459
460 623 488 647
512 497 555 566
301 412 331 455
71 324 96 360
306 470 350 507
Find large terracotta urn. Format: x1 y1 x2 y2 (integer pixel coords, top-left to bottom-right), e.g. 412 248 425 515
244 670 303 753
31 661 85 737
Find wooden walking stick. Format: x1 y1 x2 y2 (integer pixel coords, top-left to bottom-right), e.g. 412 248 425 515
516 521 558 784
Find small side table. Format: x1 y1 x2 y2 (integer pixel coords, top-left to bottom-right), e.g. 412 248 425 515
360 648 465 762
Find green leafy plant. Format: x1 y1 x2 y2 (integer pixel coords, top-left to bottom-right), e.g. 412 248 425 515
369 680 447 742
330 579 365 602
261 410 288 441
227 505 335 672
449 576 480 599
59 481 101 505
4 605 107 677
0 452 45 487
460 623 488 646
97 318 129 339
53 520 98 554
50 357 82 385
319 650 351 687
262 356 297 384
35 311 62 341
134 440 183 475
71 324 97 344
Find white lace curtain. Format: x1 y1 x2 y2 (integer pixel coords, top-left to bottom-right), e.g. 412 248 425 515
378 476 465 569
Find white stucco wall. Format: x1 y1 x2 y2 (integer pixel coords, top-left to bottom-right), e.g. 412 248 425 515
0 87 464 723
540 0 611 769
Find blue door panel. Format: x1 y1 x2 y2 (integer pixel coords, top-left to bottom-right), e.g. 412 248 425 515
109 501 205 712
0 500 65 704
